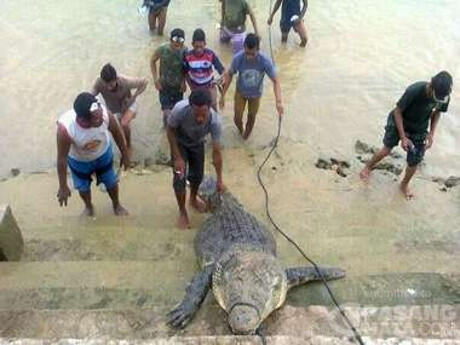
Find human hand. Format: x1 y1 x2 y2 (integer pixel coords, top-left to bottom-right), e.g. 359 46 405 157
276 101 284 117
219 97 225 110
123 96 135 111
216 179 225 194
267 16 273 25
424 134 433 150
57 185 71 207
174 157 186 179
401 137 414 152
121 153 131 171
154 79 163 91
180 82 187 93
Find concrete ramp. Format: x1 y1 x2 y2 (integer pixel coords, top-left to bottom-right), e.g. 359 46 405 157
1 336 460 345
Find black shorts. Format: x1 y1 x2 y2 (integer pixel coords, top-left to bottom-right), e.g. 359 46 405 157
383 125 426 167
159 88 183 111
172 143 205 192
280 2 302 33
280 17 299 33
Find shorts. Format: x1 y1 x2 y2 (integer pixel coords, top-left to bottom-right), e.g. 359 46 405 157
68 146 117 192
172 143 205 192
159 87 183 111
280 17 299 33
219 27 246 54
114 101 137 121
234 90 261 116
280 1 302 33
148 4 168 15
383 125 426 167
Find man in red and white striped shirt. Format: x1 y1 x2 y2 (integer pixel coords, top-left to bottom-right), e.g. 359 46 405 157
183 29 226 110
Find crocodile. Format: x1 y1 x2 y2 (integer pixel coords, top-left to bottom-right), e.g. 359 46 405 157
167 177 345 334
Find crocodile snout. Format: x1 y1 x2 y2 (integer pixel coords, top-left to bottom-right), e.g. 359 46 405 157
228 304 260 334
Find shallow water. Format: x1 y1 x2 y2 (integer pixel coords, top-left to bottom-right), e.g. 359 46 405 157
0 0 459 177
0 0 459 335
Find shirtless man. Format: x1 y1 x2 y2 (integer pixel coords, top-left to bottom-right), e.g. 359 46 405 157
92 63 147 161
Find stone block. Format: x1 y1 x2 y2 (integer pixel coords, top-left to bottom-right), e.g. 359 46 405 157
0 205 24 261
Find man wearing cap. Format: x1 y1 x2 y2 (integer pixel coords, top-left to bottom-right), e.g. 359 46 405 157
360 71 453 199
151 28 187 127
167 89 224 229
92 63 148 161
56 92 130 216
219 0 259 54
267 0 308 47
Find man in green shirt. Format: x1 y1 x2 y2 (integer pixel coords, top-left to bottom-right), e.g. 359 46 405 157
219 0 259 54
150 28 187 127
360 71 453 200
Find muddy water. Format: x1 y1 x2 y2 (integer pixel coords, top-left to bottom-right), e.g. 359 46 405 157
0 0 459 315
1 0 459 177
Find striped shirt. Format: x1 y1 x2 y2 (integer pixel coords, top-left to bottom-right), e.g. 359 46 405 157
183 48 225 87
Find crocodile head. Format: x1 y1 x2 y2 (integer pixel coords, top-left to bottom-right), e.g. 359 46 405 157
212 248 288 334
198 176 222 212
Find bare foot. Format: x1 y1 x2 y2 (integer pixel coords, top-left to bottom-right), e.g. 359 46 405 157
400 183 414 200
113 204 129 216
177 213 191 230
81 206 95 217
190 197 207 213
359 167 371 182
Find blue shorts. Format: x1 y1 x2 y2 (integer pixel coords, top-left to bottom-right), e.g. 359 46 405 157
68 146 117 192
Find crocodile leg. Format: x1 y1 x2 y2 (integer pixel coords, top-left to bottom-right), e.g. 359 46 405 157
285 266 345 290
167 265 214 329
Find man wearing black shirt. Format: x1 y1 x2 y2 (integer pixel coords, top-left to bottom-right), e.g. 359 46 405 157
360 71 453 200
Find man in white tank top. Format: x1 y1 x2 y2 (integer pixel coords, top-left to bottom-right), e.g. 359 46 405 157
56 92 130 216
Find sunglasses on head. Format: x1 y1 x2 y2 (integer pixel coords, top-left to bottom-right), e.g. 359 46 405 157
171 36 185 43
89 101 100 112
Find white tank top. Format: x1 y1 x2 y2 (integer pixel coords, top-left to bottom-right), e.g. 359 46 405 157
57 105 111 162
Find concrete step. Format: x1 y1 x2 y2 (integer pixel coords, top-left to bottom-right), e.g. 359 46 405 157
1 336 459 345
0 261 458 311
20 233 193 262
0 304 458 341
15 223 460 278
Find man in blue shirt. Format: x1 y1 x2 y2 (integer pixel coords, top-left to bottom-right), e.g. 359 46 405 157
220 34 284 140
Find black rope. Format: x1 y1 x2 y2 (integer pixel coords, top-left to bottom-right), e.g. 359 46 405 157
256 325 267 345
260 1 365 344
